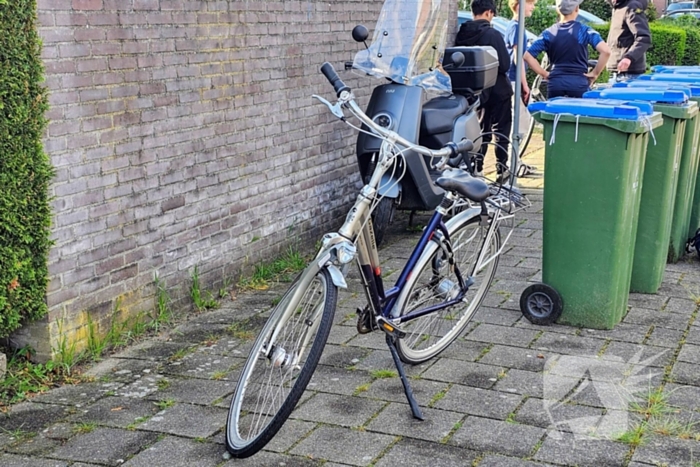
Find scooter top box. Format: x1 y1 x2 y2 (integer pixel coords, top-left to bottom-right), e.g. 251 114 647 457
443 46 498 95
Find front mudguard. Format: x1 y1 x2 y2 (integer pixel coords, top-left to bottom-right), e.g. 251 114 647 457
378 172 401 199
315 235 355 289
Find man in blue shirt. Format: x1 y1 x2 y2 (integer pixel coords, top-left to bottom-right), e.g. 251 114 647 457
523 0 610 98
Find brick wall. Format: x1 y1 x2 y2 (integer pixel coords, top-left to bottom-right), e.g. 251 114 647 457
15 0 458 360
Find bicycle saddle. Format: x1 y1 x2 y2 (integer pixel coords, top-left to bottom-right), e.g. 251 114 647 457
435 170 490 202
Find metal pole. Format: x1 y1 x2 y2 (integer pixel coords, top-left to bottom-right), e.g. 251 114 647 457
510 0 526 187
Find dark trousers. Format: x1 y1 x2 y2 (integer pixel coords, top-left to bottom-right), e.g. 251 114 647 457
547 87 588 99
477 96 512 174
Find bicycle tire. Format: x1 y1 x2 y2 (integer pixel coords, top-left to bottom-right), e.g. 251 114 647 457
519 62 548 157
518 114 534 159
394 212 501 364
226 267 337 458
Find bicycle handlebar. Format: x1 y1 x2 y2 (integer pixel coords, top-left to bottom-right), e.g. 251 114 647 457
319 62 474 171
321 62 351 97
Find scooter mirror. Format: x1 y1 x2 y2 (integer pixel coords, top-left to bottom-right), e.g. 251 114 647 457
450 52 465 69
352 25 369 43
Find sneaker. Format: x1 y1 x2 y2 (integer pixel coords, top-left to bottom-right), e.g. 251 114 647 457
496 169 512 184
474 170 484 178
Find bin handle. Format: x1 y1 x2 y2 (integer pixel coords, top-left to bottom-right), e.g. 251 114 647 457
549 112 657 146
549 113 563 145
641 116 657 146
548 113 580 144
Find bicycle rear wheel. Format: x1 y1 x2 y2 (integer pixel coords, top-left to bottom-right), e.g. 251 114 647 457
395 213 500 364
226 267 337 458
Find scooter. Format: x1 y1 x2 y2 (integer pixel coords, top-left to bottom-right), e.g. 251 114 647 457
347 20 498 245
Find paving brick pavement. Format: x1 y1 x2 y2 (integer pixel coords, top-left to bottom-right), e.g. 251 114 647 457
2 191 700 467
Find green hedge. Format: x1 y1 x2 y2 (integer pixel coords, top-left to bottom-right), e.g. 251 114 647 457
0 0 53 338
648 23 687 66
681 26 700 65
659 15 700 66
581 0 611 21
526 0 558 35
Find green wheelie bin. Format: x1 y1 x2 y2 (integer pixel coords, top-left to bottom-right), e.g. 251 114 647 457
638 74 700 261
670 105 700 262
584 88 698 293
691 174 700 242
523 99 662 329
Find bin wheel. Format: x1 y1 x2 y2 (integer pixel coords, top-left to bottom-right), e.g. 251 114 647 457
520 283 563 325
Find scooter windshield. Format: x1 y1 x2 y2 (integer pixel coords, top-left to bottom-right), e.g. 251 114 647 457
353 0 451 94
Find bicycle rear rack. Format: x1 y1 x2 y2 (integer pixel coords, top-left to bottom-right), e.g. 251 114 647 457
488 183 531 214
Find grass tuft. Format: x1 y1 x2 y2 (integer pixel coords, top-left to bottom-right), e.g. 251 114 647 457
370 369 398 379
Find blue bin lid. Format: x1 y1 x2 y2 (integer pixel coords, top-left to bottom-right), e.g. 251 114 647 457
651 65 700 74
639 74 700 84
528 98 653 120
582 88 688 103
612 81 698 97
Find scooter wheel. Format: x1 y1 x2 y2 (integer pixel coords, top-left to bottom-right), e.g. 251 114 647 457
520 283 563 325
371 197 394 247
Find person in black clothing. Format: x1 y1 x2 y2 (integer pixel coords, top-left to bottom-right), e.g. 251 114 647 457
455 0 514 181
606 0 651 79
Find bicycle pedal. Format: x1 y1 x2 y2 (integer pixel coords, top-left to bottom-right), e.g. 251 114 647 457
356 307 378 334
376 316 406 339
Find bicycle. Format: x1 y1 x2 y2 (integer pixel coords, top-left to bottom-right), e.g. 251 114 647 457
225 62 530 459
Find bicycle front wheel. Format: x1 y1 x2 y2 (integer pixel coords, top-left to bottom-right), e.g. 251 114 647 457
395 213 501 364
226 267 337 458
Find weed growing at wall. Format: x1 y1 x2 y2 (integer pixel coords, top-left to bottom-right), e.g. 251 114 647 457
0 346 75 408
237 246 308 290
190 266 219 311
0 0 53 338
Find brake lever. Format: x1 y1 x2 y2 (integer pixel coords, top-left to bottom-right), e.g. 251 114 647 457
312 95 345 119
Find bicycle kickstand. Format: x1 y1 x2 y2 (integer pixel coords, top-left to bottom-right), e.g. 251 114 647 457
385 334 424 420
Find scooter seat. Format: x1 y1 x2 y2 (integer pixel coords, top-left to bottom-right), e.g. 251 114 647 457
420 95 469 136
435 170 490 202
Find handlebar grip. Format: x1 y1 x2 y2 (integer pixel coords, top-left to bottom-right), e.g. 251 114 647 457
455 139 474 154
321 62 351 97
444 139 474 168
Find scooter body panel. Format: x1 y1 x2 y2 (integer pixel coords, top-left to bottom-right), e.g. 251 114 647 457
452 109 481 147
356 83 444 211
